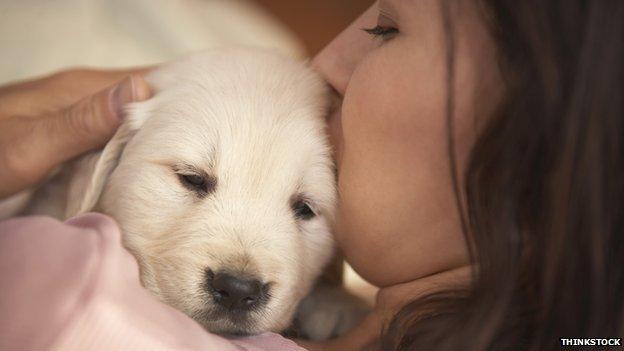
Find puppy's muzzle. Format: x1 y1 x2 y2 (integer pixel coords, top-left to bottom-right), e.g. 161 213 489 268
205 270 271 313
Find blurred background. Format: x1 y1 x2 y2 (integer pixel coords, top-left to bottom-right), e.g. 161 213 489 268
254 0 370 55
0 0 370 84
0 0 376 302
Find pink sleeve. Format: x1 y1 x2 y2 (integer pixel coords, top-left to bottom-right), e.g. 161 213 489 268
0 214 306 351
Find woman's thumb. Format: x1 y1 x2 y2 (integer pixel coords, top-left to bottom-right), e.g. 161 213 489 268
43 74 151 164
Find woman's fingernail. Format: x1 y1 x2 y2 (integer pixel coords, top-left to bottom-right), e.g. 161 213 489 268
109 76 137 120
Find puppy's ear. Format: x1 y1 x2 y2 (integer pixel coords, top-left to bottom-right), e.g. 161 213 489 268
64 102 152 218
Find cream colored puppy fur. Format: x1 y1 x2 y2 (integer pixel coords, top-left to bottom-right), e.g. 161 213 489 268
2 48 337 334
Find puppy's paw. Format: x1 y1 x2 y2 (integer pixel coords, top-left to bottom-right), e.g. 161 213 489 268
290 284 371 341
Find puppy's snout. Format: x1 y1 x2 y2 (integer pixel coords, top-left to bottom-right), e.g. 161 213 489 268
207 271 268 311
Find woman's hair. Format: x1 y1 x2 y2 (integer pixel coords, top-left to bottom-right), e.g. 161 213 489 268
383 1 624 350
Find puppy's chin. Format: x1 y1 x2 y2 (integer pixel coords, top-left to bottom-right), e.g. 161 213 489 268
192 305 295 335
196 315 266 336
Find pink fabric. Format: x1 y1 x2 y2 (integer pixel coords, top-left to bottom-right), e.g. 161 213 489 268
0 214 306 351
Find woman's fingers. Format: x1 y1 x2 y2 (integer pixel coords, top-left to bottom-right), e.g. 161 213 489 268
44 74 151 160
0 67 154 118
0 75 151 198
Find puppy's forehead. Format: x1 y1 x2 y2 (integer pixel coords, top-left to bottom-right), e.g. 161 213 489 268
145 52 327 160
144 84 326 169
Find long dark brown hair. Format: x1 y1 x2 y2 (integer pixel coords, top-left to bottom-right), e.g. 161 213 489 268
383 1 624 350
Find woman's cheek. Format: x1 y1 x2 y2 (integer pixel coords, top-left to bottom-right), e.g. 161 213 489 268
333 44 468 286
333 52 417 284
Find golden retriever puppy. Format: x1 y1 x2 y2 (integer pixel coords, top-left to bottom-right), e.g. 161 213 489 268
2 48 338 335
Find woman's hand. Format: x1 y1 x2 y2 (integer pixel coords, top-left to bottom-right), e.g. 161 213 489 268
0 69 152 198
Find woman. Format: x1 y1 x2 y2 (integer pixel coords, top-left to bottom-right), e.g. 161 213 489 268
311 1 622 350
1 1 622 351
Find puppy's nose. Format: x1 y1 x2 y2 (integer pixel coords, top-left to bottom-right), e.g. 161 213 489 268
208 272 265 311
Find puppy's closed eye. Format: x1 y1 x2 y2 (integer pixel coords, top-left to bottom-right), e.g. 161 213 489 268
177 172 217 197
292 198 316 220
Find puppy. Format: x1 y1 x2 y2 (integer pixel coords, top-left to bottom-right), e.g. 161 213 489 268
1 48 337 335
